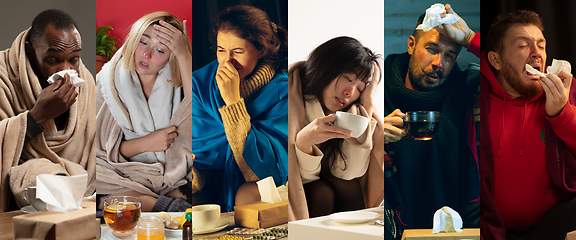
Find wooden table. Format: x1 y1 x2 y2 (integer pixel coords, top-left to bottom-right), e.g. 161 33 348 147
195 212 287 240
0 210 25 240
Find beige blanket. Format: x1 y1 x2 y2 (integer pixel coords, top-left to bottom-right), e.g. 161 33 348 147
95 54 200 197
288 62 384 220
0 29 96 211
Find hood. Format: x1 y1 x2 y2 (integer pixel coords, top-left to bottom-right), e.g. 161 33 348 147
480 50 546 157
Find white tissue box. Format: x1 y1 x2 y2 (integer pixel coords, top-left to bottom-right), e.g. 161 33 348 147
13 201 96 240
401 228 480 240
234 200 288 229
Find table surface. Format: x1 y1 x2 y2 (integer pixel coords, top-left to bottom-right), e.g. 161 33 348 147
288 207 385 240
101 211 287 240
401 229 480 240
0 210 25 240
194 211 288 239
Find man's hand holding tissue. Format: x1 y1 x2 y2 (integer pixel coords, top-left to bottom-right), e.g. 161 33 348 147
436 4 475 48
540 69 573 117
30 73 77 124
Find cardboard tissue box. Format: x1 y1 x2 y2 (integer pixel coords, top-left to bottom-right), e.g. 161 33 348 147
234 177 288 229
13 201 96 240
234 200 288 229
566 230 576 240
402 228 480 240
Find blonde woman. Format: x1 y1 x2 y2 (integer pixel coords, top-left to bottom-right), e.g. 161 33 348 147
95 12 195 212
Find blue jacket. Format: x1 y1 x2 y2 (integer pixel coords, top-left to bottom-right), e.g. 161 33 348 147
192 60 288 211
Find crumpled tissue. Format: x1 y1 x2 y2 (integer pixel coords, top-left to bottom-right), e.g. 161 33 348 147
525 59 571 78
36 174 87 212
432 206 463 233
547 59 571 75
47 69 85 87
416 3 460 32
256 176 288 203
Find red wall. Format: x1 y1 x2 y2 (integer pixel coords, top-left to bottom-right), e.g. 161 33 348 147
96 0 192 51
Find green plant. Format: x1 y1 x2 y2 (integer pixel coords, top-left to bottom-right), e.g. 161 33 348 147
96 25 119 60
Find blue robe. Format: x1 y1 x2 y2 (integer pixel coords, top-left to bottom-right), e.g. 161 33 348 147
192 60 288 211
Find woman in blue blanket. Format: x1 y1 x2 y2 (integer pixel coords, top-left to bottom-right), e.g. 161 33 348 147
192 5 288 211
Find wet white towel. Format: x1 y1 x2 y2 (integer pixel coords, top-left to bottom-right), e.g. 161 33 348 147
416 3 460 32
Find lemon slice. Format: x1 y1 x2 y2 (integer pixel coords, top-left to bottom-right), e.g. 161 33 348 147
155 211 171 221
105 203 127 211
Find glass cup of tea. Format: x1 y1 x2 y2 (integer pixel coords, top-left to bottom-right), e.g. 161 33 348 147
103 196 142 235
403 111 440 140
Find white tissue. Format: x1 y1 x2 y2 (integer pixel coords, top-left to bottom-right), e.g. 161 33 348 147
47 69 85 87
416 3 460 32
526 64 546 78
432 206 463 233
525 59 572 78
547 59 571 75
36 174 87 212
277 185 288 202
256 176 288 203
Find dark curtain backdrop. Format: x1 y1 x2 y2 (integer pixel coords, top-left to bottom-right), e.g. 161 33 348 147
192 0 288 71
481 0 576 66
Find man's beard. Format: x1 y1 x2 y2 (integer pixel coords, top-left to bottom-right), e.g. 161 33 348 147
500 58 542 97
407 57 446 91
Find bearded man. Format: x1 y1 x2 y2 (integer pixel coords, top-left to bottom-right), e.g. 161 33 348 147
383 4 480 235
481 9 576 240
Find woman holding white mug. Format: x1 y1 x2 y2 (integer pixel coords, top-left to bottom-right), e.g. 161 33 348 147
288 36 385 219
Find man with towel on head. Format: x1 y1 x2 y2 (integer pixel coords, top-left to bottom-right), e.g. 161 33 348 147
0 9 95 212
383 4 480 238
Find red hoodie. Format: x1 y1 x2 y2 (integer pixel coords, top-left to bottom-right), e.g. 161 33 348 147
480 51 576 231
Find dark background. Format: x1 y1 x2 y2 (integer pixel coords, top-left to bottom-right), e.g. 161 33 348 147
192 0 288 71
481 0 576 66
0 0 96 78
384 0 480 69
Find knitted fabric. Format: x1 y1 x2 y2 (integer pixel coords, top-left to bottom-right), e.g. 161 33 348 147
383 52 479 229
219 63 275 182
193 59 287 212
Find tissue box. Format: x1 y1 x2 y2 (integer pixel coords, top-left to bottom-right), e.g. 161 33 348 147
13 201 96 240
401 228 480 240
234 200 288 229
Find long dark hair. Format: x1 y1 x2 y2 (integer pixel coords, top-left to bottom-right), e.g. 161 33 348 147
212 5 288 72
300 36 381 172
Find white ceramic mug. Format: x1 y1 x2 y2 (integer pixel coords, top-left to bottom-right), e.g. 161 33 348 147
333 111 370 138
21 186 46 211
192 204 220 231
